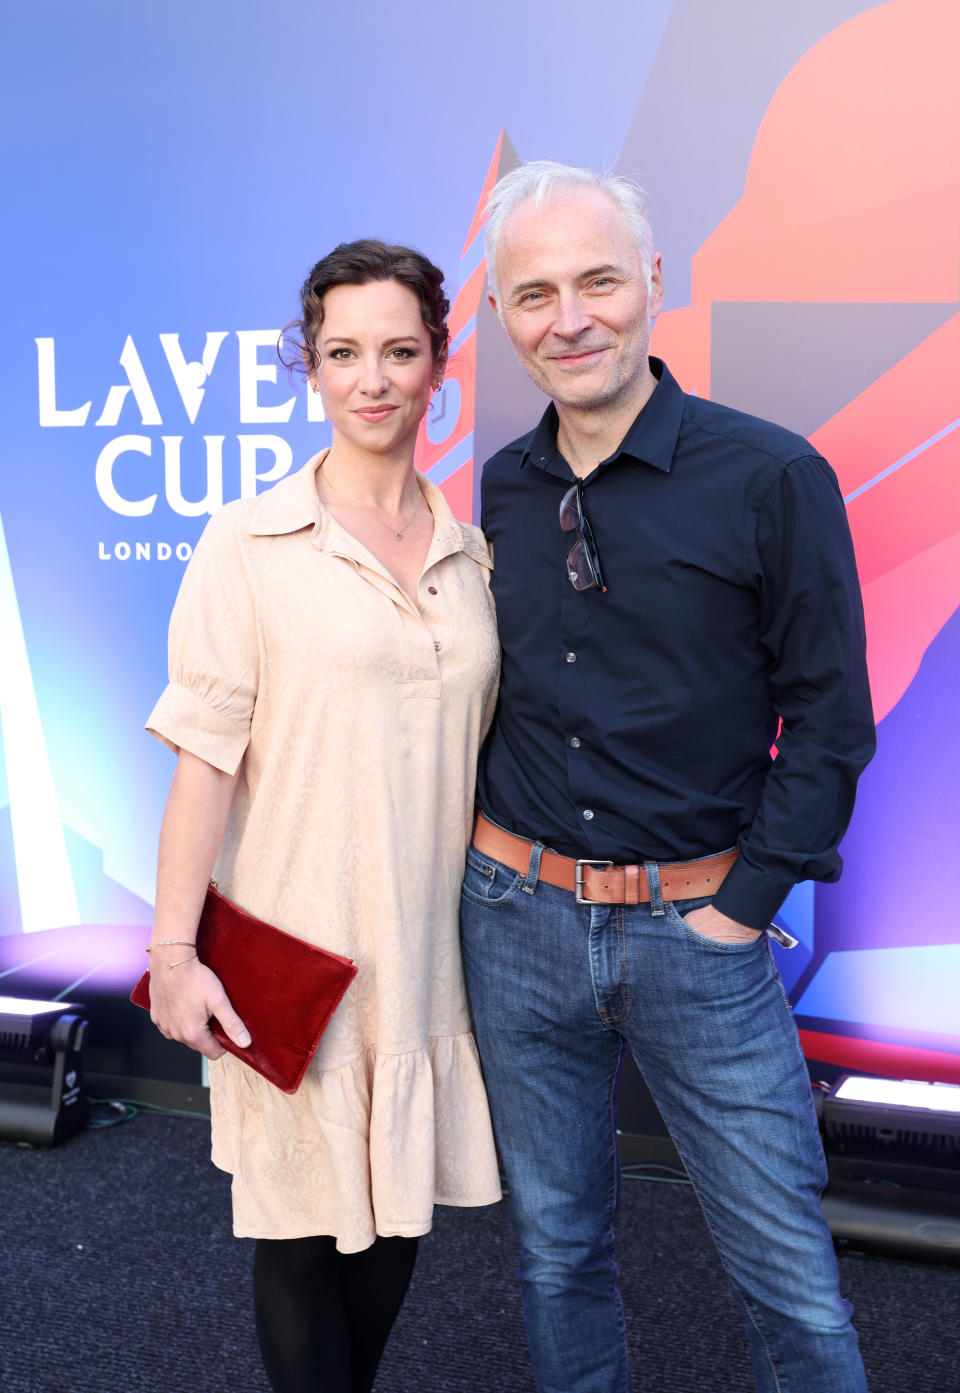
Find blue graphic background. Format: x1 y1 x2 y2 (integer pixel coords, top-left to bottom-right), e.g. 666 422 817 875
1 1 957 1084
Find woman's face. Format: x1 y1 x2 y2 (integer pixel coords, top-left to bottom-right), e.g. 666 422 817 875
311 278 440 459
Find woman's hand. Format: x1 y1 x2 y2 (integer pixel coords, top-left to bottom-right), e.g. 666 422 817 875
148 949 251 1060
150 749 247 1059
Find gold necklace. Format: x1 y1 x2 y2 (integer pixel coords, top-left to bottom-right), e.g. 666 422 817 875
323 466 422 540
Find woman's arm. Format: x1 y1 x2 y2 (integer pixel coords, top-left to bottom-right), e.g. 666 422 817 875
147 750 251 1059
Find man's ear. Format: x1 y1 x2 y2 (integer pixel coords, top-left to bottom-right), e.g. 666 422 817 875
648 253 664 318
488 292 501 319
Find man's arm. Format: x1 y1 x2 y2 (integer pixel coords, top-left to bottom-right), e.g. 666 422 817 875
710 453 877 931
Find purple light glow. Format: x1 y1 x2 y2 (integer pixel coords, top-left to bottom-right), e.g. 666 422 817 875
0 923 147 999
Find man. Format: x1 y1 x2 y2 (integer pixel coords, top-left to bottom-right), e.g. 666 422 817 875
460 161 875 1393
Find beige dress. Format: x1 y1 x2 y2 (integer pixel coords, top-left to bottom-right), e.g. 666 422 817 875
146 449 502 1251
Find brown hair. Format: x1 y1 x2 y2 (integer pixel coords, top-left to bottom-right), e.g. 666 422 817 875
280 239 450 376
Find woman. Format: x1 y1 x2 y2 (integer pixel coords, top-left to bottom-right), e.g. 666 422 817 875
145 240 501 1393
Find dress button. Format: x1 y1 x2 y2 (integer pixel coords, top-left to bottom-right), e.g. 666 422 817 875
565 651 577 664
434 640 442 651
427 586 438 595
582 809 594 821
569 737 581 749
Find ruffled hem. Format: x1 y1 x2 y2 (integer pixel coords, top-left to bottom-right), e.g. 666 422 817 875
209 1030 502 1252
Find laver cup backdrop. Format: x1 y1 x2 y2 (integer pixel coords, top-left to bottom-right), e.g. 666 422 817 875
2 0 958 1086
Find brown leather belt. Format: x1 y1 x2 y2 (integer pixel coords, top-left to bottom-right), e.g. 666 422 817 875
473 812 737 906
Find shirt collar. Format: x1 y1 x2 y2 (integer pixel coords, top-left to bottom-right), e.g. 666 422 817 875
247 448 490 568
519 357 685 478
247 450 328 536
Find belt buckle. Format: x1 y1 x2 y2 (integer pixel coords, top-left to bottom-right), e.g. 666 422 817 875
574 859 613 904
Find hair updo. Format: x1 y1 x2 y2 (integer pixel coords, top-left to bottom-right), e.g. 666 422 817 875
281 239 450 377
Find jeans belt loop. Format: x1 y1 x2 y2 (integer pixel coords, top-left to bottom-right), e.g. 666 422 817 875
644 860 665 916
523 841 545 895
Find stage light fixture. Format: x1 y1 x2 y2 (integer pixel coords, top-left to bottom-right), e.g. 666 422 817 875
0 995 90 1146
832 1075 960 1111
820 1073 960 1264
823 1074 960 1162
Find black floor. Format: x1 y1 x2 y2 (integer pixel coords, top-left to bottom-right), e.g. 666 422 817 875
1 1111 958 1392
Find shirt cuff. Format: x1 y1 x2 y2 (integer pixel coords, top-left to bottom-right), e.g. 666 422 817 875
711 855 794 932
146 682 250 775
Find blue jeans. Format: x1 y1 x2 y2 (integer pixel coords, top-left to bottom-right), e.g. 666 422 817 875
460 841 868 1393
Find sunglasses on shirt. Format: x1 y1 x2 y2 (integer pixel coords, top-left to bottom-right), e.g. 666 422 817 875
559 479 606 593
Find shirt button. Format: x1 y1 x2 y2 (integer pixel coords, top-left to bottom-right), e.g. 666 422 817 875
427 586 438 595
569 737 581 749
565 651 577 664
434 641 442 651
582 809 594 821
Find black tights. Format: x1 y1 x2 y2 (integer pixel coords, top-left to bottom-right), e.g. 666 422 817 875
253 1234 419 1393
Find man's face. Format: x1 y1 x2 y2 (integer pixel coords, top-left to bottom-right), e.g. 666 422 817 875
490 189 663 413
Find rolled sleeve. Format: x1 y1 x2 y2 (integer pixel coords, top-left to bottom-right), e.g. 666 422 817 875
711 855 795 932
147 681 253 774
146 504 259 774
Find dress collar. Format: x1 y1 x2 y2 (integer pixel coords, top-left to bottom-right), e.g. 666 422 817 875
247 448 491 568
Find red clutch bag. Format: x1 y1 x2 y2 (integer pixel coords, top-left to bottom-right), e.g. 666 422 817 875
131 882 357 1094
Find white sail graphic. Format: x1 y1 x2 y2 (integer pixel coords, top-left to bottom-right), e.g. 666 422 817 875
0 508 79 931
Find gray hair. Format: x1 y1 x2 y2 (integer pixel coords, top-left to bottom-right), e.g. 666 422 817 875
484 160 654 303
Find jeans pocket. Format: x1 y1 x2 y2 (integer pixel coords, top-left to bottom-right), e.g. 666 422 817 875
460 845 525 906
665 896 764 952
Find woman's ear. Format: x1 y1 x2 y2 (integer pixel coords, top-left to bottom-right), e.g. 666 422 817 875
432 348 448 393
302 346 319 392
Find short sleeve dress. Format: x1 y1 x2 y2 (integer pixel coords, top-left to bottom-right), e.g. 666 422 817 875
146 450 502 1252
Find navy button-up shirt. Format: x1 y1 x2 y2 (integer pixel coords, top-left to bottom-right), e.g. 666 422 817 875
475 359 876 930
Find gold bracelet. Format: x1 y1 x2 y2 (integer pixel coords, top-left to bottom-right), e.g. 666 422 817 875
166 953 199 969
146 940 196 952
